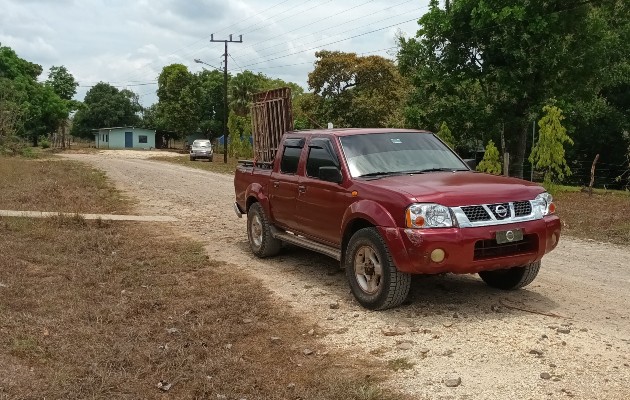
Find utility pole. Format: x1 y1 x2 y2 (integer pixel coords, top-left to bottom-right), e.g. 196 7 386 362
210 33 243 163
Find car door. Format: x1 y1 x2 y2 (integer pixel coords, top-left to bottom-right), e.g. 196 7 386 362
296 137 349 245
269 138 304 231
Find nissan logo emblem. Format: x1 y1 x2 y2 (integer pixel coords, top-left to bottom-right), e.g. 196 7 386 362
495 205 508 218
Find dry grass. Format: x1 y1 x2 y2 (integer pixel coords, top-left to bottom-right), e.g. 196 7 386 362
554 190 630 246
0 157 403 400
150 154 240 176
0 157 130 214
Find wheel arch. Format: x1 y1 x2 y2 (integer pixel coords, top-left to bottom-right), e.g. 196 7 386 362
245 182 270 214
340 200 398 264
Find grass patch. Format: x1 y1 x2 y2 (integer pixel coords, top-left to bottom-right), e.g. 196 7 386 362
554 190 630 246
0 159 403 399
150 154 240 175
0 157 129 214
388 358 416 372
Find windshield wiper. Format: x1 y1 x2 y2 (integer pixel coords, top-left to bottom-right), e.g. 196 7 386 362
357 171 404 178
406 168 468 173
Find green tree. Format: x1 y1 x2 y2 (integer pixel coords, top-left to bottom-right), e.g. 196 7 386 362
71 82 142 138
398 0 616 178
477 140 502 175
436 121 456 149
529 105 573 183
307 51 408 128
45 66 78 101
0 44 66 146
197 69 226 139
157 64 201 137
229 71 260 117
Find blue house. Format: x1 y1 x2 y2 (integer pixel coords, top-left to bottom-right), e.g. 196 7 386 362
94 127 156 149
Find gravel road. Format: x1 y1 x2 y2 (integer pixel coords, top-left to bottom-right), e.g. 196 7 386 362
63 151 629 399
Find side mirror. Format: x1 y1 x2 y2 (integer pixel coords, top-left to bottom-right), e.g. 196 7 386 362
463 159 477 170
318 166 343 183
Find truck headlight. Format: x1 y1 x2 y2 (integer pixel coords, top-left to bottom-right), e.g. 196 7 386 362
532 192 556 216
405 203 454 228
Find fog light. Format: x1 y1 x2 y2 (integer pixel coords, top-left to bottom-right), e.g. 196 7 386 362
430 248 445 263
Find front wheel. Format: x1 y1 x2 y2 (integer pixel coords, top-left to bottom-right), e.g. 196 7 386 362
247 203 281 258
478 261 541 290
189 155 195 161
345 227 411 310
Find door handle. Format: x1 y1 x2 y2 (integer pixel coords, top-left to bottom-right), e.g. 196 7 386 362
273 181 280 188
298 185 306 194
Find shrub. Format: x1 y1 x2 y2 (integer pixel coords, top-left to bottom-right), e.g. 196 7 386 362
40 136 51 149
476 140 502 175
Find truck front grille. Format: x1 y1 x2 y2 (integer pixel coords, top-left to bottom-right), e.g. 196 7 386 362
474 234 538 260
514 201 532 216
461 205 491 222
488 203 510 220
453 199 537 227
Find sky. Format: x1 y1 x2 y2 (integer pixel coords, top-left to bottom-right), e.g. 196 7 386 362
0 0 429 106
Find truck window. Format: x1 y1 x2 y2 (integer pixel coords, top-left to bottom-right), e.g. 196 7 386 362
306 140 339 178
280 146 302 174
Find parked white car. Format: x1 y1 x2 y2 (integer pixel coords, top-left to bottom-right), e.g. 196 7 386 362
189 139 213 162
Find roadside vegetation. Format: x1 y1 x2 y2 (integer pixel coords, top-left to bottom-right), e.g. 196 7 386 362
0 156 402 399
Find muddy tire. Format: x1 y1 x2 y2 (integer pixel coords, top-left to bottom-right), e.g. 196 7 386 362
478 261 541 290
345 227 411 310
247 202 281 258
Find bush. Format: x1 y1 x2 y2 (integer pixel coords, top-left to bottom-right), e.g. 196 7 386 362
476 140 502 175
0 135 27 156
20 146 38 158
40 136 51 149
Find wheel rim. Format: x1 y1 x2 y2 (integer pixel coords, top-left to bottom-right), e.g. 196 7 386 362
250 214 263 248
353 245 383 294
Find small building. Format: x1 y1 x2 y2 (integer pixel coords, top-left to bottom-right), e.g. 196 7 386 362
94 127 156 149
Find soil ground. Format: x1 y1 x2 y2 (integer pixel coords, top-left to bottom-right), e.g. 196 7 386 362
61 150 630 399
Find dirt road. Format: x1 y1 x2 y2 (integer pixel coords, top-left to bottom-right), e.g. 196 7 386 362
63 151 629 399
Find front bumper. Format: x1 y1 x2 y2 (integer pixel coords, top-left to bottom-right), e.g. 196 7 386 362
380 215 561 275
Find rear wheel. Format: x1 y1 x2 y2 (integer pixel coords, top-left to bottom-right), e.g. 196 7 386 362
345 228 411 310
247 203 281 258
478 261 541 290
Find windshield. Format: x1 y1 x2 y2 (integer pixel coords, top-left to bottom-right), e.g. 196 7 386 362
192 140 211 148
339 132 467 178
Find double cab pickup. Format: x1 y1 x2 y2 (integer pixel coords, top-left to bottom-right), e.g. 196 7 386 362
234 128 561 310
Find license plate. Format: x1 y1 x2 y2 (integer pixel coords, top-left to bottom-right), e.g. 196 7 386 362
496 228 523 244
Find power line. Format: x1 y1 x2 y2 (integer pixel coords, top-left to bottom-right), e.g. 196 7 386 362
239 0 415 54
235 7 426 66
241 0 334 36
212 0 294 35
239 16 421 69
229 54 244 72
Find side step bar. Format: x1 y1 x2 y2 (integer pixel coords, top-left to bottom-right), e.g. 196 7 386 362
271 228 342 261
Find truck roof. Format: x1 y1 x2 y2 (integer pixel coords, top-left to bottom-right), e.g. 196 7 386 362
285 128 433 137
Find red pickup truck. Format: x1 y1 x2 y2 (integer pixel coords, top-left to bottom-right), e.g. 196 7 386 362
234 128 561 310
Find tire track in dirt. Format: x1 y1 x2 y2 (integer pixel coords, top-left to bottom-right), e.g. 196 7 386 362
63 152 630 399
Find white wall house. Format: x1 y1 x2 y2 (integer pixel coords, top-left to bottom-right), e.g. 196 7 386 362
94 127 156 149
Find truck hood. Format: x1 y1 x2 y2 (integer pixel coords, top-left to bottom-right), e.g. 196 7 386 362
360 171 545 206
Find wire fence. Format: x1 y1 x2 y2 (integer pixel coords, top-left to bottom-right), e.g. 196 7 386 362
520 161 629 191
